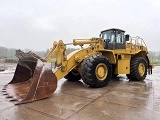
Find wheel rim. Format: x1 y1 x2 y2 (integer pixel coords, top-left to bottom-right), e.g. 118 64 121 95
138 63 145 76
95 63 108 81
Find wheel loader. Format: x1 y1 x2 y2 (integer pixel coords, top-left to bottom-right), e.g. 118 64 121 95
0 28 153 105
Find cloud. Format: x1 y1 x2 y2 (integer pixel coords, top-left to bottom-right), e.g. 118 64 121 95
0 0 159 51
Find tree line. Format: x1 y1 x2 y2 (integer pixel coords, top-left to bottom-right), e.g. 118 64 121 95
0 46 78 62
1 46 159 64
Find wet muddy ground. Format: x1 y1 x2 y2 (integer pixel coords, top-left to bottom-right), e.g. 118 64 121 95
0 64 160 120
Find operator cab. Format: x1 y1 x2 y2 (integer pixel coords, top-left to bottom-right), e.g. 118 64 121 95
100 28 129 49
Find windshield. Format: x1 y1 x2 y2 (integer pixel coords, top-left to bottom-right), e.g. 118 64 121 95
100 30 125 44
100 30 115 43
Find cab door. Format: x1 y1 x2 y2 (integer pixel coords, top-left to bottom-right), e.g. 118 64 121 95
115 30 125 49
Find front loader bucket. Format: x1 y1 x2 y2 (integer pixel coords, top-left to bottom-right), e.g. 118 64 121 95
1 50 57 105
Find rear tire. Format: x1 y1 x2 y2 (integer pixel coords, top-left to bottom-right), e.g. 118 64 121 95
64 70 81 81
80 55 112 88
127 57 147 81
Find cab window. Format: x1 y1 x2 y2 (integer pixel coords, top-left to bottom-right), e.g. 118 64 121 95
101 30 115 43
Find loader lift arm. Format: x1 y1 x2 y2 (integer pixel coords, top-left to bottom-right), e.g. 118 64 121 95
46 38 104 80
45 40 67 64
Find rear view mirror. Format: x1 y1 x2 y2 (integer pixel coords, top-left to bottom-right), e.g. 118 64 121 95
99 33 102 38
125 34 130 41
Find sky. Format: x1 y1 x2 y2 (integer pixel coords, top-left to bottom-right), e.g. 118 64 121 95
0 0 160 51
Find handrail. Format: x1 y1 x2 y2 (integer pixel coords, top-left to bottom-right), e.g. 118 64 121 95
130 36 147 47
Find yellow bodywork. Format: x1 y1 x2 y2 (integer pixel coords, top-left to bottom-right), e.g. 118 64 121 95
45 36 150 80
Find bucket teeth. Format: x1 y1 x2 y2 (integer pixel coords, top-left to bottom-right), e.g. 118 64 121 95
2 90 6 93
10 99 18 101
6 96 13 98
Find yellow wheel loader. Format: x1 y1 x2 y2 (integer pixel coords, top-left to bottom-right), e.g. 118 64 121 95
1 28 152 104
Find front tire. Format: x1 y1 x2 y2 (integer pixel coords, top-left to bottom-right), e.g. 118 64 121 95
127 57 147 81
80 55 112 88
